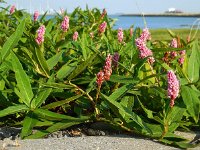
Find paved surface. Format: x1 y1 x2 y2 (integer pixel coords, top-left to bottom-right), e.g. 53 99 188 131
0 135 180 150
1 132 200 150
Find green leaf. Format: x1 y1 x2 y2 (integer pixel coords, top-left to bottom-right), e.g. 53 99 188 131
0 105 29 118
110 75 138 84
56 61 78 80
137 97 154 119
166 105 186 132
109 84 135 100
46 51 63 70
34 47 50 77
101 93 151 135
31 88 52 109
68 53 97 80
188 40 200 82
1 19 25 61
26 119 87 139
35 120 54 127
181 86 200 123
42 94 82 109
160 133 196 149
34 108 89 121
167 29 176 37
40 82 74 89
80 31 88 60
21 111 38 138
11 52 33 107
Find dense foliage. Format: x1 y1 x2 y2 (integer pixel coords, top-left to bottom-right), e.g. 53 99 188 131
0 4 200 148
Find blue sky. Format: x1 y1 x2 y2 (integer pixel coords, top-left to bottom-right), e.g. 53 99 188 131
3 0 200 14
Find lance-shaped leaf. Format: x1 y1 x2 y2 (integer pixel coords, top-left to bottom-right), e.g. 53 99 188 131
0 105 29 118
21 111 38 139
11 52 33 107
56 61 78 80
46 51 63 70
101 84 152 135
31 88 52 109
181 86 200 123
26 118 89 139
1 19 25 61
188 40 200 82
34 47 50 78
68 53 97 80
34 108 89 121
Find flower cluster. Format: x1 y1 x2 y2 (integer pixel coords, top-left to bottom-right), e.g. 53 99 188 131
96 71 104 87
167 70 179 107
163 38 185 65
170 38 178 59
96 54 112 88
35 25 45 45
135 28 154 64
101 8 107 19
103 54 112 81
99 21 107 34
73 31 78 41
178 50 186 65
61 16 69 32
130 28 133 37
112 52 120 68
33 11 39 22
10 5 15 14
117 28 123 43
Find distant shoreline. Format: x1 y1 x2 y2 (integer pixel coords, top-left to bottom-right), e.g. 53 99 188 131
120 13 200 17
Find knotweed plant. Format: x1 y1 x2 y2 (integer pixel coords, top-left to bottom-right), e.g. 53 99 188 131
99 21 107 34
35 25 45 45
61 16 69 32
117 28 123 43
135 28 155 64
10 5 15 14
73 31 78 41
167 70 179 107
0 4 199 149
33 11 39 22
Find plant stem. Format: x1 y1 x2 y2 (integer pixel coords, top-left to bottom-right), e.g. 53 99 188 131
68 81 95 109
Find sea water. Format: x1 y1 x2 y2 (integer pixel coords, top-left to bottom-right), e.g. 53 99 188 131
45 15 199 29
110 15 199 29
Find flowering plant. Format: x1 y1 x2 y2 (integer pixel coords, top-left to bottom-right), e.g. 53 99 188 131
0 4 200 149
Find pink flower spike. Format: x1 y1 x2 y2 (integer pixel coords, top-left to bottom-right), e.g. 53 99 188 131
170 51 177 58
99 21 107 34
73 31 78 41
113 52 120 68
10 5 15 14
33 11 39 22
167 70 179 107
61 16 69 32
96 70 104 87
170 38 178 48
178 57 185 65
130 28 133 37
117 28 124 43
101 8 107 19
35 25 46 45
140 28 151 41
103 54 112 81
179 50 186 56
